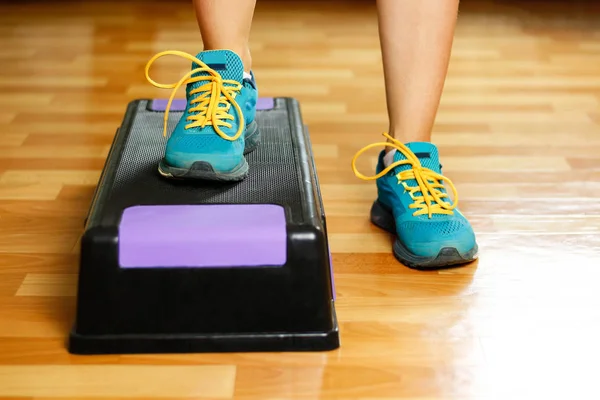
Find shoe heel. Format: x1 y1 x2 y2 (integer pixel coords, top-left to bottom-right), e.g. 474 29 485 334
370 201 396 234
244 120 261 154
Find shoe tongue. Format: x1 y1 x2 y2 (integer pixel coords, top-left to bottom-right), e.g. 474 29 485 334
393 142 441 174
191 50 244 83
391 142 444 212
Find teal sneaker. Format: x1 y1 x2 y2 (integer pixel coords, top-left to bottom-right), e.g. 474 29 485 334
352 133 478 270
145 49 259 181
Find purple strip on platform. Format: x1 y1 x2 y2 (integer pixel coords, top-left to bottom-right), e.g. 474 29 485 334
329 250 336 300
149 97 274 112
256 97 274 110
151 98 186 111
118 204 287 268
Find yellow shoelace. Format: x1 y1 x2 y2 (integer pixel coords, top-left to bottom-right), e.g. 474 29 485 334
351 132 458 218
145 50 244 140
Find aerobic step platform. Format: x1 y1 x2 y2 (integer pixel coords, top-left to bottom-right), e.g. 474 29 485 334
68 97 339 354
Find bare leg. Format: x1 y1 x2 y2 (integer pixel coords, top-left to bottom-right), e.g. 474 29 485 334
376 0 459 144
193 0 256 72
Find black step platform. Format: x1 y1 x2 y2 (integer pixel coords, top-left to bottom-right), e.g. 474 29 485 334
68 97 339 354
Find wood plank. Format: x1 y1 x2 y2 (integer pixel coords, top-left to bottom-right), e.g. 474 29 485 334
0 365 236 398
15 274 77 297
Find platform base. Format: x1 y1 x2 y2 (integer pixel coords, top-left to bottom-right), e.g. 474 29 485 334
70 304 338 355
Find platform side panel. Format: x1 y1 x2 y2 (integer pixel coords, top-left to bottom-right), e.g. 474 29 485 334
75 226 122 335
86 100 141 229
302 125 335 300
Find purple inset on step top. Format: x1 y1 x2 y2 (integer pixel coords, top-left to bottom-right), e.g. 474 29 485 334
149 97 274 112
328 250 336 300
118 204 287 268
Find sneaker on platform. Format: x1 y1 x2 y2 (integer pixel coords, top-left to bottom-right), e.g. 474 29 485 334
352 133 478 270
145 49 259 181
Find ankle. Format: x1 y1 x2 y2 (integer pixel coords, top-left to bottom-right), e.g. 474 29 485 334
387 129 431 145
385 132 398 154
242 47 252 73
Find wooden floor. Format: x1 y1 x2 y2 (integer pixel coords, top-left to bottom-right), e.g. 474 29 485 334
1 0 600 398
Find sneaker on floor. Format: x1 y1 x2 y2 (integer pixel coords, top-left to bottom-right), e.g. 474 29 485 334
145 49 259 181
352 133 478 270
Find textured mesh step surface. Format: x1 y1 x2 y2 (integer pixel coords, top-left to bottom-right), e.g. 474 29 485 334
91 98 309 226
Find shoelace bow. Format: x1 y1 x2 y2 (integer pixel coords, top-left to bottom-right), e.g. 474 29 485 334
145 50 244 140
351 132 458 218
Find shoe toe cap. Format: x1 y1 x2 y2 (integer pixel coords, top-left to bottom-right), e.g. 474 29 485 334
398 218 477 258
165 132 245 171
